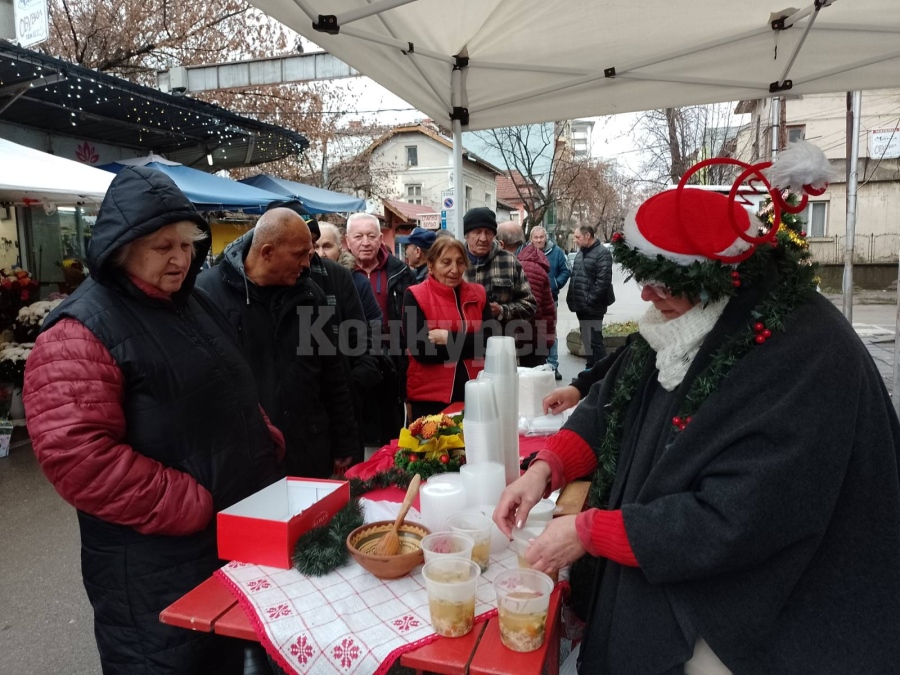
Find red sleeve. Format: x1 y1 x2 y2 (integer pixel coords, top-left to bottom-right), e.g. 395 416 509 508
23 319 213 536
534 429 598 491
259 406 285 463
575 508 639 567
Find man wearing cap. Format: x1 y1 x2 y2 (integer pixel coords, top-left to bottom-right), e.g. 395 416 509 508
462 206 536 329
496 142 900 674
397 226 436 284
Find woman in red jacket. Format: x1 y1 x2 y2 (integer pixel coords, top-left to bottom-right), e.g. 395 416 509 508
23 167 284 675
402 237 494 420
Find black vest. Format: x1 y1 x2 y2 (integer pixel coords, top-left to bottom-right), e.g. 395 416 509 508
43 276 280 673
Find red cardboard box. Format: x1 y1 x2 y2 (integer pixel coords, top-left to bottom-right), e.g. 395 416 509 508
217 477 349 569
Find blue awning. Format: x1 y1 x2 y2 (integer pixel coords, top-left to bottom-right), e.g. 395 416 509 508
99 161 283 211
239 174 365 214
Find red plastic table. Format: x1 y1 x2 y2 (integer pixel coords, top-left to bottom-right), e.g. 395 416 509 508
160 575 566 674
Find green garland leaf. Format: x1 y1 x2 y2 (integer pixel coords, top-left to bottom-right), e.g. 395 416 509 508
291 499 365 576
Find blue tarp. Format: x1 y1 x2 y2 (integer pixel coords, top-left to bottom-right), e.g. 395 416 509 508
99 161 283 211
239 174 365 214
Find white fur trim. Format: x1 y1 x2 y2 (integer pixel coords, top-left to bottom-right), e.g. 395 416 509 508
764 141 835 193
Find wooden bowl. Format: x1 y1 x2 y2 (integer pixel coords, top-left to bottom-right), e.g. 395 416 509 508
346 520 430 579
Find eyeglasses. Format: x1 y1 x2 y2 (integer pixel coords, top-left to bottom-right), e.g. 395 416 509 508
637 281 671 300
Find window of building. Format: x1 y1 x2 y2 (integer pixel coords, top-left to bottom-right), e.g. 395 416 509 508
406 184 422 205
787 125 806 144
484 192 492 208
465 185 473 211
406 145 418 167
510 211 520 222
800 201 827 237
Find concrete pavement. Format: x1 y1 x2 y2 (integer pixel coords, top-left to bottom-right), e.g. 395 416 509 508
0 288 895 675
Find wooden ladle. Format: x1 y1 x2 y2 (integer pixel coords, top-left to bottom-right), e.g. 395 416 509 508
373 474 422 557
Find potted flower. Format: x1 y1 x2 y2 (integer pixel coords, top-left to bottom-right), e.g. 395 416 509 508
14 298 64 344
0 342 32 422
0 268 40 336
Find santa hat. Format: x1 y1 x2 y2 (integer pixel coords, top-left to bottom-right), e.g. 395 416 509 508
613 141 832 300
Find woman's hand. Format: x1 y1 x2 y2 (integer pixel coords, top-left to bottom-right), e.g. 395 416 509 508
524 515 586 575
427 329 449 345
493 461 551 537
542 385 581 415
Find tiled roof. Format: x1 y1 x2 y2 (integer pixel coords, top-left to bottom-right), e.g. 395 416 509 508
383 198 438 221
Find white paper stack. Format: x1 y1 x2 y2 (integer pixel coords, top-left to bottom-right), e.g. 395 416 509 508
517 366 556 420
482 336 520 485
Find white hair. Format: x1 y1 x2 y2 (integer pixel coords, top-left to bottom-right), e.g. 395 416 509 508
346 212 379 233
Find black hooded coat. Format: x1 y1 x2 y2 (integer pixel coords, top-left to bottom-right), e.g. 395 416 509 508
31 167 282 674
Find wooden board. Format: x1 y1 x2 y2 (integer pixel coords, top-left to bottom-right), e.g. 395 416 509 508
555 481 590 517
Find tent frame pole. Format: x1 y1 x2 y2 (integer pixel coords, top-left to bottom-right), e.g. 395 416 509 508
842 91 861 321
451 65 466 240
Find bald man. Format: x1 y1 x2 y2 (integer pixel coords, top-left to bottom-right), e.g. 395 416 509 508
197 208 359 479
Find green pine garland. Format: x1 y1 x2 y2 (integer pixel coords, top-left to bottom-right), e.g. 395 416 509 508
291 498 365 576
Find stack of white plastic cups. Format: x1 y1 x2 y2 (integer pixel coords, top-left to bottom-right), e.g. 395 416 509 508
481 336 520 485
462 379 503 465
460 462 509 553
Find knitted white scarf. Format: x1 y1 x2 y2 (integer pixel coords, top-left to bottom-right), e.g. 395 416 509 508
638 297 730 391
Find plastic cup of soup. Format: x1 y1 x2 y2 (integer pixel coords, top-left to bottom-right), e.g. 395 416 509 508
525 498 557 525
421 532 475 563
493 568 555 652
446 510 493 571
421 558 481 638
510 524 558 583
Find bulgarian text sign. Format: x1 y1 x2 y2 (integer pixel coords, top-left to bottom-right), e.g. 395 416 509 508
869 129 900 160
417 213 440 230
15 0 48 48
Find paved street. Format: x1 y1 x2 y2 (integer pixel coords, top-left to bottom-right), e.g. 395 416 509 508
0 286 895 675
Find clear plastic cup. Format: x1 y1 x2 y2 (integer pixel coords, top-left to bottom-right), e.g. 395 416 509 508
421 532 475 563
511 524 558 583
421 558 482 638
446 510 493 571
525 498 557 525
493 568 555 652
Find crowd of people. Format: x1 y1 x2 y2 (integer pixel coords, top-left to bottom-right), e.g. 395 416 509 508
23 140 900 675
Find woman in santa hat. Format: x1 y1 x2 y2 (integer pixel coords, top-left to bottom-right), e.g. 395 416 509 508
494 142 900 675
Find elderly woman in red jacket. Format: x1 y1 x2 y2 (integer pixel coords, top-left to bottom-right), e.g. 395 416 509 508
23 167 283 675
402 236 494 420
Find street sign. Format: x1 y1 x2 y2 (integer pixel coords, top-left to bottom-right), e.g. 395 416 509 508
418 213 440 230
15 0 48 48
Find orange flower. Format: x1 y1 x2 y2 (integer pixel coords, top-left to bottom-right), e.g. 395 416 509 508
408 419 423 436
421 420 438 439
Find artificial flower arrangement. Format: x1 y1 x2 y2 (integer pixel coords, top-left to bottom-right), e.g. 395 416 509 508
0 268 40 333
14 297 64 343
394 413 465 478
0 342 33 389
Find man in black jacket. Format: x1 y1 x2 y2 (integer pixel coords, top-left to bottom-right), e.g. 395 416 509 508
567 225 614 368
197 208 358 477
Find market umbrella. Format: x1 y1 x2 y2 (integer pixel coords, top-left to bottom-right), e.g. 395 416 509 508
239 174 366 214
0 137 113 205
99 154 283 211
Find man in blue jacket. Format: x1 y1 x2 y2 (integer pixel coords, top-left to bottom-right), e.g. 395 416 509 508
529 226 570 379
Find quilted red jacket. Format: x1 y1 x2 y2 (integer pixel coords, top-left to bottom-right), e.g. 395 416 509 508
25 316 285 536
517 243 557 352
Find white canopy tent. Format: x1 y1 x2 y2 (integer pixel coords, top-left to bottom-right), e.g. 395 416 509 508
0 138 113 206
249 0 900 413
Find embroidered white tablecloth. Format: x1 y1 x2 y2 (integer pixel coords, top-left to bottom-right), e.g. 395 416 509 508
217 545 519 675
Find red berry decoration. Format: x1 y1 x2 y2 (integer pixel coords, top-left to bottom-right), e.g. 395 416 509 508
731 271 740 279
754 334 766 344
439 454 450 464
407 453 417 462
732 280 741 288
762 329 772 338
800 230 807 237
686 416 693 424
612 232 623 242
672 416 683 426
753 322 765 333
678 422 687 431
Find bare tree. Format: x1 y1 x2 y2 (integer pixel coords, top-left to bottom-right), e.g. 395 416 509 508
473 123 567 231
634 103 751 187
